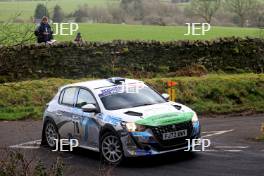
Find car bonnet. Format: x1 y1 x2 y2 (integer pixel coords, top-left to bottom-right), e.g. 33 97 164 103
105 102 194 127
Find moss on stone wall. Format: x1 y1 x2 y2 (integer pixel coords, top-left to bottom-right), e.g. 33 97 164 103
0 37 264 83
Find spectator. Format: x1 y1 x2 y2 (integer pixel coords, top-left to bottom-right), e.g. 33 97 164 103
74 32 83 44
35 16 54 43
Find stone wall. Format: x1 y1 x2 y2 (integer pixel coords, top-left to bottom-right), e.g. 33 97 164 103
0 37 264 82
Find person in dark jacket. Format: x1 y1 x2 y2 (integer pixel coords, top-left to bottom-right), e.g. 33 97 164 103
35 16 53 43
74 32 83 44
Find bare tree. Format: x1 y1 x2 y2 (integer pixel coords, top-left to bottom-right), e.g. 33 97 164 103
225 0 259 27
0 13 35 46
188 0 221 24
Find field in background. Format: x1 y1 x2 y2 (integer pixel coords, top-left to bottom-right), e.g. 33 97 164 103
54 24 263 41
1 0 263 42
0 0 187 21
0 0 119 21
0 74 264 120
1 23 263 43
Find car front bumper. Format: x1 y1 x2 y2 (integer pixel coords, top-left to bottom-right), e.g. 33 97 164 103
121 121 201 157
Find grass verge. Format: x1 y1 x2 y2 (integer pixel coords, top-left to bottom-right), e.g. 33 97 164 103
256 134 264 141
0 74 264 120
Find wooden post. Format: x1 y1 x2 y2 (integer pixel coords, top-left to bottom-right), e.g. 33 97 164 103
167 81 177 102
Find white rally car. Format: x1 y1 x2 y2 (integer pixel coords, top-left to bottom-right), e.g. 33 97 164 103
42 77 201 164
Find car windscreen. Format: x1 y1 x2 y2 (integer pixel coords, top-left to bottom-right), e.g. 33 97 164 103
97 85 166 110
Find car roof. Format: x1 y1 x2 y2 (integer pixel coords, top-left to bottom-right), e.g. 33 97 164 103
60 78 144 90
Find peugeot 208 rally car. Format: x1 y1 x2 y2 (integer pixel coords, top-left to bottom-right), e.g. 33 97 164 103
42 77 201 164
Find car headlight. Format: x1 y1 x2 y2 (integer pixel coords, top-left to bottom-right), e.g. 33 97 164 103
125 122 146 132
192 112 198 123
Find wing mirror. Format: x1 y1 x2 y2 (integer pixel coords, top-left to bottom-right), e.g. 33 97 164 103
162 93 170 101
81 104 98 113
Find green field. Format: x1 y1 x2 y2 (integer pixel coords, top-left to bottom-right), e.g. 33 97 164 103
1 23 263 43
0 0 178 22
53 24 263 41
0 0 179 22
0 0 119 21
1 0 263 22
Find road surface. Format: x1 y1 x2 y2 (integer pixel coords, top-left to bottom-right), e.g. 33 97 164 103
0 114 264 176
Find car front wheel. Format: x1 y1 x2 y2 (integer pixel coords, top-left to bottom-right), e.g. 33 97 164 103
100 132 124 164
44 120 59 148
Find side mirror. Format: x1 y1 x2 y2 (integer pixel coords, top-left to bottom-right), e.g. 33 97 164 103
81 104 98 113
162 93 170 101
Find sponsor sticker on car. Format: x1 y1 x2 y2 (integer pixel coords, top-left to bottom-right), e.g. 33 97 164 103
97 83 145 97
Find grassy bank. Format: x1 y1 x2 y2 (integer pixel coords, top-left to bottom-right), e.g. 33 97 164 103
257 135 264 141
0 74 264 120
149 74 264 114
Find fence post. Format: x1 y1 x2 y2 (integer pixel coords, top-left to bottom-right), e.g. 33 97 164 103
167 80 177 102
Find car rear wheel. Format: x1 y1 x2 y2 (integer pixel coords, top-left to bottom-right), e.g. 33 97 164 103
100 132 124 164
44 121 59 148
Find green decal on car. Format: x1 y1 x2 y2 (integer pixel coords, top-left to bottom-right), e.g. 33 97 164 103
136 112 194 127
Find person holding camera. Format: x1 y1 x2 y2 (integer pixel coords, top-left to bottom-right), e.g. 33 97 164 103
35 16 54 43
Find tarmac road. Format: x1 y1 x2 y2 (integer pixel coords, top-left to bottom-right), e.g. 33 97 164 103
0 114 264 176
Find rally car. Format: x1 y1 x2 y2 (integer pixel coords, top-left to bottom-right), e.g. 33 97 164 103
42 77 201 164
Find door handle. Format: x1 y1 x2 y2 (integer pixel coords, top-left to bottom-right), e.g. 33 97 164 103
72 116 80 133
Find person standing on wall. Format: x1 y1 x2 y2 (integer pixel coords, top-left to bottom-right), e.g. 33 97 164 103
35 16 54 43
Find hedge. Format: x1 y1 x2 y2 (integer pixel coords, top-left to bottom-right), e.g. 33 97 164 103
0 37 264 83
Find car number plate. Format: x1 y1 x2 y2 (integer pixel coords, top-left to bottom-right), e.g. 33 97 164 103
162 129 187 140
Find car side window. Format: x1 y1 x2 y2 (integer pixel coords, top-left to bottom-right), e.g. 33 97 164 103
61 87 76 106
76 89 96 108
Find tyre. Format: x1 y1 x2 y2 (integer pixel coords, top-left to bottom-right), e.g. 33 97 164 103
100 132 124 164
43 120 59 148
